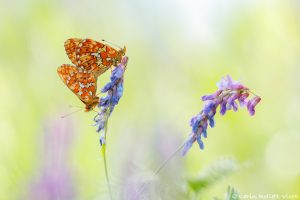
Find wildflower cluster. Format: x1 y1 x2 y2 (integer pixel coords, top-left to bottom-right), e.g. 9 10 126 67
94 56 128 145
182 75 261 155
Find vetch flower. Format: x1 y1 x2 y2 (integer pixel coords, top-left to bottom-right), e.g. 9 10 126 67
182 75 261 155
247 96 261 116
93 56 128 200
94 56 128 142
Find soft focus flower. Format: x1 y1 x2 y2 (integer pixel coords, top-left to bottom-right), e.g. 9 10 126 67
94 56 128 143
182 75 261 155
28 118 75 200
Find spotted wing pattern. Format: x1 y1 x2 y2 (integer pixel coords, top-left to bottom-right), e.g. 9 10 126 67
57 64 97 105
76 39 120 76
64 38 81 65
59 38 125 111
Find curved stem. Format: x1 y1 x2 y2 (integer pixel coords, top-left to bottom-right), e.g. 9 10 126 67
101 107 113 200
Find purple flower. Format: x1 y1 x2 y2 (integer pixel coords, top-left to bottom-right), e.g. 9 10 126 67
28 118 75 199
182 75 261 155
94 56 128 143
247 96 261 116
217 75 248 90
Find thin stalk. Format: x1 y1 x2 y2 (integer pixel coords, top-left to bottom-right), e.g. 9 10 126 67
135 142 186 199
249 90 259 97
152 142 185 176
101 107 113 200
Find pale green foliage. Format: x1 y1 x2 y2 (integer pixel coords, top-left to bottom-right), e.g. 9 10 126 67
226 186 240 200
187 158 240 193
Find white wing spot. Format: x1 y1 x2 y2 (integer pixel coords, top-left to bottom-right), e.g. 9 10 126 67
91 52 100 58
79 82 85 88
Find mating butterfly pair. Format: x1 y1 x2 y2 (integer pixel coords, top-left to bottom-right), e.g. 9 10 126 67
57 38 126 111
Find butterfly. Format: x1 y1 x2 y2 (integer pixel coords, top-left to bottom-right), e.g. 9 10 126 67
57 38 126 111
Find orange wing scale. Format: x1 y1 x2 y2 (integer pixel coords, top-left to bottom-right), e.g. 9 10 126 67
75 39 123 76
58 38 126 111
64 38 81 65
57 64 99 111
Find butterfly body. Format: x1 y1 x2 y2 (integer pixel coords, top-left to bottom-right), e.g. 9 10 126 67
58 38 126 111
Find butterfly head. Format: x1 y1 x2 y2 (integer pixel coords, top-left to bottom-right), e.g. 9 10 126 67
84 96 100 112
113 46 126 66
120 46 126 56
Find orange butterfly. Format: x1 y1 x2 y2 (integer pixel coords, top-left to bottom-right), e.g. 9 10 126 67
57 38 126 111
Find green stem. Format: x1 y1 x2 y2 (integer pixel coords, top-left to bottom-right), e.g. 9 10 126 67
101 107 113 200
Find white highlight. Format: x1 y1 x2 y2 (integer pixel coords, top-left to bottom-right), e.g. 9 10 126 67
79 82 85 88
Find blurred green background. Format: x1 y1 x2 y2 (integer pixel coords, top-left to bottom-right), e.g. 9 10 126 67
1 0 300 199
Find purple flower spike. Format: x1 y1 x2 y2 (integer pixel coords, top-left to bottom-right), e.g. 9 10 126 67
94 56 128 138
183 75 261 155
247 96 261 116
217 75 248 90
220 102 227 115
182 134 196 155
202 90 222 101
238 93 249 107
196 135 204 150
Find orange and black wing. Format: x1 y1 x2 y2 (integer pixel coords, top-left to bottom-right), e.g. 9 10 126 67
57 64 98 105
75 38 119 75
64 38 82 65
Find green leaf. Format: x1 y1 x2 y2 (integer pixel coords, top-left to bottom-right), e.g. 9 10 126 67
187 158 240 193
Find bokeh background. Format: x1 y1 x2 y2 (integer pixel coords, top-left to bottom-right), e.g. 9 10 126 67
1 0 300 199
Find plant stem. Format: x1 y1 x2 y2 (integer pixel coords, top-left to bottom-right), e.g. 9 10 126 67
135 142 185 198
153 142 186 176
101 107 113 200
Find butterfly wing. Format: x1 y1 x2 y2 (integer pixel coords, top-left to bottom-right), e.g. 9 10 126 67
75 39 119 76
57 64 98 105
64 38 82 65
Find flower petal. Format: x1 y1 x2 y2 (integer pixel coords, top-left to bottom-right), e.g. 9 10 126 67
196 136 204 150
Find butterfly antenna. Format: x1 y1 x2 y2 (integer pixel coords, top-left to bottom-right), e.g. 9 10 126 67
61 108 83 118
101 39 122 49
68 105 84 109
92 109 98 114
